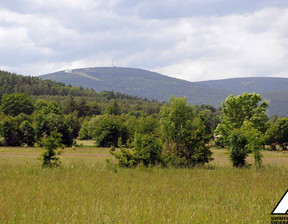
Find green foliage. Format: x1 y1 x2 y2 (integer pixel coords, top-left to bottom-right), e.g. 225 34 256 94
93 115 128 147
216 93 268 167
34 99 63 115
105 101 121 115
35 113 73 147
229 129 248 167
110 139 138 168
20 121 35 147
195 105 221 137
215 93 268 146
110 134 163 168
87 102 102 116
160 97 212 167
265 122 278 150
64 112 81 139
133 133 163 167
63 95 78 114
78 120 90 140
40 131 63 168
241 122 264 168
0 116 22 146
0 93 34 116
0 70 97 97
274 118 288 150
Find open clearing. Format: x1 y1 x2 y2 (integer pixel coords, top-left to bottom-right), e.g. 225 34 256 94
1 145 288 223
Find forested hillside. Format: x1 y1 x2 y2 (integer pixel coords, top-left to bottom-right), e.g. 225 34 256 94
41 67 288 116
0 70 163 115
41 67 229 106
0 70 96 97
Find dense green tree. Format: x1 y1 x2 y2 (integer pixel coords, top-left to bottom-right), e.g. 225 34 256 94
160 97 212 167
215 93 268 146
105 101 121 115
274 118 288 150
65 112 81 139
241 121 264 167
93 115 128 147
77 97 90 117
229 129 248 167
78 120 90 140
133 133 163 167
87 102 102 116
63 95 78 114
20 121 35 146
265 122 278 150
0 116 22 146
0 93 34 116
35 113 73 146
40 131 63 168
215 93 268 167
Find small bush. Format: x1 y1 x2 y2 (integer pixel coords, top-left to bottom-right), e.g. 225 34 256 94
40 131 63 168
229 130 248 168
110 134 163 168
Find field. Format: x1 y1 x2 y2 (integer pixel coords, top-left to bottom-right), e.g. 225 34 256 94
1 143 288 223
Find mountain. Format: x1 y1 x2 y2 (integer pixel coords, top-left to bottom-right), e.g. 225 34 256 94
199 77 288 116
198 77 288 94
40 67 229 106
40 67 288 116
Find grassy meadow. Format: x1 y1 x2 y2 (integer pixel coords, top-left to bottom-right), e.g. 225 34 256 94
1 142 288 223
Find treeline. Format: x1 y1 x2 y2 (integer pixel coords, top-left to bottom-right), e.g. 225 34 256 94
0 92 220 168
0 92 164 147
0 92 287 168
0 70 161 101
0 70 164 115
0 69 288 168
0 70 96 96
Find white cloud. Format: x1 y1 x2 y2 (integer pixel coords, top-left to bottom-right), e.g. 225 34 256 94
0 1 287 81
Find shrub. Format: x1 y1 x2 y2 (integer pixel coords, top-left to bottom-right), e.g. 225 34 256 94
229 129 248 168
40 131 63 168
110 134 164 168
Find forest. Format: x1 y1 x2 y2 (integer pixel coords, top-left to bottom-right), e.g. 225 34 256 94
0 70 287 168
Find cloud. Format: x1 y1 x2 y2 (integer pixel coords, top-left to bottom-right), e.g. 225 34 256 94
0 0 287 81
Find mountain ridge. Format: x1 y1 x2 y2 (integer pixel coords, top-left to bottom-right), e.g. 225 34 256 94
40 67 288 116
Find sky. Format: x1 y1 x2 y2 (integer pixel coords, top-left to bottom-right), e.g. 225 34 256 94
0 0 288 82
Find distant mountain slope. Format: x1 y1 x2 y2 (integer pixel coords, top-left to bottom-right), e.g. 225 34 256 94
262 91 288 116
198 77 288 94
40 67 229 106
40 67 288 116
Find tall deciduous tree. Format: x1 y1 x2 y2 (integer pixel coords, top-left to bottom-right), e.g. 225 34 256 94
160 97 212 167
215 93 268 167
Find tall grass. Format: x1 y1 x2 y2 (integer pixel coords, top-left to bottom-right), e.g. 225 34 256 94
0 147 287 223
